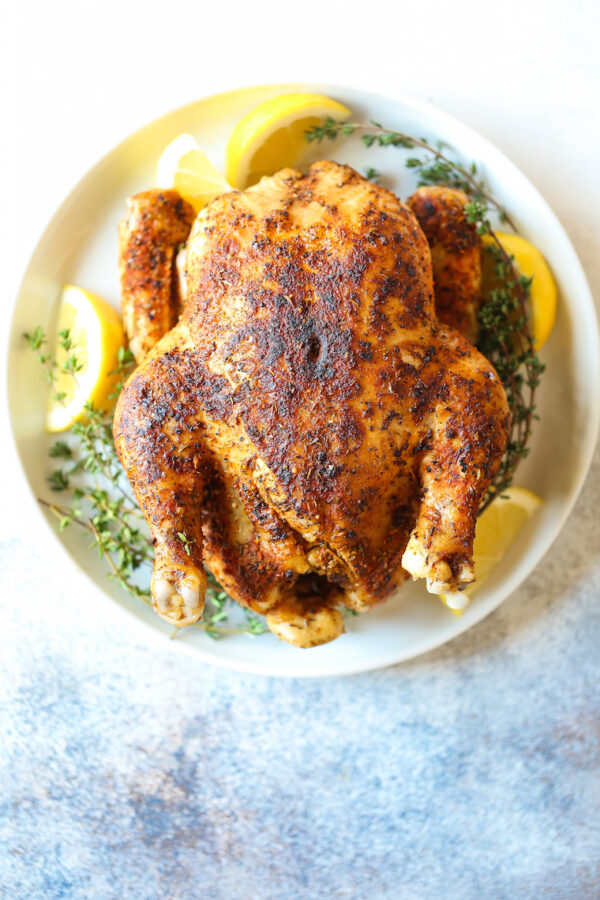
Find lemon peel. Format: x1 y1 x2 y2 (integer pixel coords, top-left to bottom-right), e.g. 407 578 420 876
483 232 557 350
225 92 351 189
46 285 125 433
441 487 543 615
156 134 231 212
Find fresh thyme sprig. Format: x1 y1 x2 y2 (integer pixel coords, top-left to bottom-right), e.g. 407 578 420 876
305 116 544 510
306 118 517 230
25 325 83 405
38 497 152 601
203 572 268 640
468 216 544 509
26 328 268 640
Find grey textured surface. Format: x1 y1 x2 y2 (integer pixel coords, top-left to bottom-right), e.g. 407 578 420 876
1 446 599 899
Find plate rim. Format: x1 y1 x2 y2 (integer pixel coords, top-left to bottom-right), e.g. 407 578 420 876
7 81 600 677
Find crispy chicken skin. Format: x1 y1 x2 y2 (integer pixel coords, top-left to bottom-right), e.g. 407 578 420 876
408 185 482 343
114 162 509 647
119 189 196 363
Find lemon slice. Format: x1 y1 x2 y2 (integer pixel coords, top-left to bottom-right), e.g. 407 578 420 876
46 284 125 433
156 133 231 213
156 133 199 188
441 487 543 616
225 92 351 189
482 232 557 350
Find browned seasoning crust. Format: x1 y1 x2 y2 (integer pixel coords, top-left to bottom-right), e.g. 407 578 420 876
114 161 509 645
119 189 196 363
407 185 482 343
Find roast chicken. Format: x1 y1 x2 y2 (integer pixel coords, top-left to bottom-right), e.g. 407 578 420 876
114 161 509 647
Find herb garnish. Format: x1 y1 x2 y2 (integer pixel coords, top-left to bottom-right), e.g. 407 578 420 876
25 329 267 640
305 117 544 510
364 166 381 183
177 532 196 557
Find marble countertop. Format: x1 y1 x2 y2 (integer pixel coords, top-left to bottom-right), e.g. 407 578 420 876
2 1 600 896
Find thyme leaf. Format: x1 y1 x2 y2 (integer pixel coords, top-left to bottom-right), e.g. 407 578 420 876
177 532 196 556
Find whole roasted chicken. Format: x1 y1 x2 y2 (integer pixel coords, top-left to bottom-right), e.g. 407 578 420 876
114 161 509 647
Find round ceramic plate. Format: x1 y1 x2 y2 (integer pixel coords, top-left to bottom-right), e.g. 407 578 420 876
7 83 600 677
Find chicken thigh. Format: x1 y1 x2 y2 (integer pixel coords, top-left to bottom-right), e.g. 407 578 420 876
119 189 196 363
114 161 509 647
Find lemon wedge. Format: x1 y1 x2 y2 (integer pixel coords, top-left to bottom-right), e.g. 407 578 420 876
225 92 351 189
46 284 125 433
482 232 557 350
156 133 231 213
441 487 543 616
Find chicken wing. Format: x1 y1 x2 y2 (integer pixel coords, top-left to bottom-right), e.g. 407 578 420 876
119 189 195 363
408 185 482 343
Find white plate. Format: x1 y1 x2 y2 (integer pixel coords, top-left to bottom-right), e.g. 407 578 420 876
7 83 600 677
